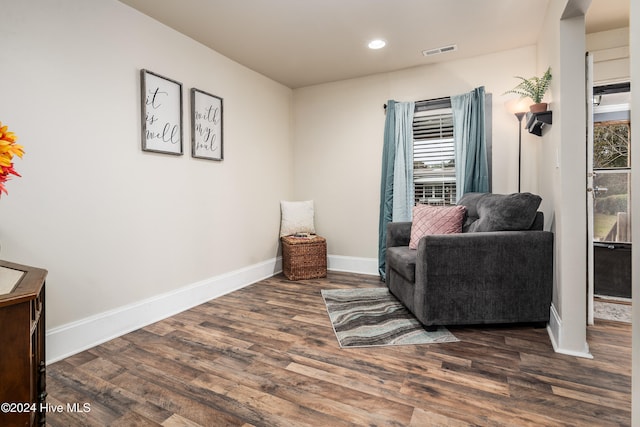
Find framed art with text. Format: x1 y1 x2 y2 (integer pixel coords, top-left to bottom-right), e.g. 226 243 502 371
191 88 223 161
140 69 183 155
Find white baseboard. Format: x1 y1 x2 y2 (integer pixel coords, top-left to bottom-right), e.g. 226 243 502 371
547 302 561 347
47 254 380 363
547 303 593 359
327 255 378 276
46 257 283 364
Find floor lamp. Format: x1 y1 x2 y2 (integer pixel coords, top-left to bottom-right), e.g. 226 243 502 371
507 98 531 193
514 111 526 193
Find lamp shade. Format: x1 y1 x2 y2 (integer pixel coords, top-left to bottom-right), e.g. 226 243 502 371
505 98 532 115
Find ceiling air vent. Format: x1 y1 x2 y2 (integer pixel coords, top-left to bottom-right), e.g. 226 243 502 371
422 44 458 57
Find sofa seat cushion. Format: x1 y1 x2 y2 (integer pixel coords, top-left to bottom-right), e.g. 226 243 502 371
387 246 417 283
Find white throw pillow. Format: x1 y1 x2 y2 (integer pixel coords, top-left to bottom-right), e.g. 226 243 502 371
280 200 315 237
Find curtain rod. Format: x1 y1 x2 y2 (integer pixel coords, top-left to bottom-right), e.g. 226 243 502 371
383 96 451 111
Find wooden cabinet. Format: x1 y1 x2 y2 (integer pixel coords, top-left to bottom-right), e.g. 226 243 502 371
0 260 47 427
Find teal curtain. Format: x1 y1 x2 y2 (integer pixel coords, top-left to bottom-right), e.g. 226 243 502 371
452 86 489 201
378 101 396 278
392 102 415 222
378 100 414 279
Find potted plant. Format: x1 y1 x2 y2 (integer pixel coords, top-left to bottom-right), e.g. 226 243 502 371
505 67 552 113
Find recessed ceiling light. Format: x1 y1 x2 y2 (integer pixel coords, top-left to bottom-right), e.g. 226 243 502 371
368 39 386 50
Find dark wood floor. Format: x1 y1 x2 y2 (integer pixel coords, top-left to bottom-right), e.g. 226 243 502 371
46 272 631 426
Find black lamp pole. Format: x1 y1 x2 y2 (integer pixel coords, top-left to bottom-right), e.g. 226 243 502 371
515 112 526 193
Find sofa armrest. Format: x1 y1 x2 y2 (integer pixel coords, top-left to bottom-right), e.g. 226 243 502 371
386 222 412 248
413 230 554 325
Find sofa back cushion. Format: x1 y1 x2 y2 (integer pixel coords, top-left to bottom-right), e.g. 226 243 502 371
458 192 542 232
409 204 466 249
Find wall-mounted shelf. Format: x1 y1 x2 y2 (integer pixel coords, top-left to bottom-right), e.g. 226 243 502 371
526 111 552 136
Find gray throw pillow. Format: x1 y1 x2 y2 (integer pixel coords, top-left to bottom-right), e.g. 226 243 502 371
457 192 486 219
467 192 542 232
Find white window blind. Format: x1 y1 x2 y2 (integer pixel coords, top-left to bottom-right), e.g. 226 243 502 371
413 108 456 205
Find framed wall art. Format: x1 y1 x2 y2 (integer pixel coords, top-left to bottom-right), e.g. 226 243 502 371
191 88 223 161
140 69 183 155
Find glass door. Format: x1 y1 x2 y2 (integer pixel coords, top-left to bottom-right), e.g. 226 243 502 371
591 86 632 302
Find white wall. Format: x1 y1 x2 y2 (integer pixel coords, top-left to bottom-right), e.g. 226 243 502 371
293 47 538 264
0 0 293 358
536 0 591 357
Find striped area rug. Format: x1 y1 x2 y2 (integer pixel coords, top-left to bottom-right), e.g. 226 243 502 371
321 287 458 348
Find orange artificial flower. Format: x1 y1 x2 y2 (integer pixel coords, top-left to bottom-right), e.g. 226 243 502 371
0 121 24 196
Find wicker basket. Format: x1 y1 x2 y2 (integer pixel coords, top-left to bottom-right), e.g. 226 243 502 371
281 235 327 280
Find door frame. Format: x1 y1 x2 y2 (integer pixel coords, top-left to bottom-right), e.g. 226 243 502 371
586 74 632 325
586 52 595 325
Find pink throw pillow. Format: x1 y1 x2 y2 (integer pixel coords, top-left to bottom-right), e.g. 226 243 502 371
409 204 466 249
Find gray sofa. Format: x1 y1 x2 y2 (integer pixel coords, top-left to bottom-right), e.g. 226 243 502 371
385 192 553 331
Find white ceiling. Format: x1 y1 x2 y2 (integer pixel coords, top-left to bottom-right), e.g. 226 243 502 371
119 0 629 89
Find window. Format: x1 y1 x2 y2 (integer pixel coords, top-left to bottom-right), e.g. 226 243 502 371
593 119 631 243
413 108 456 205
